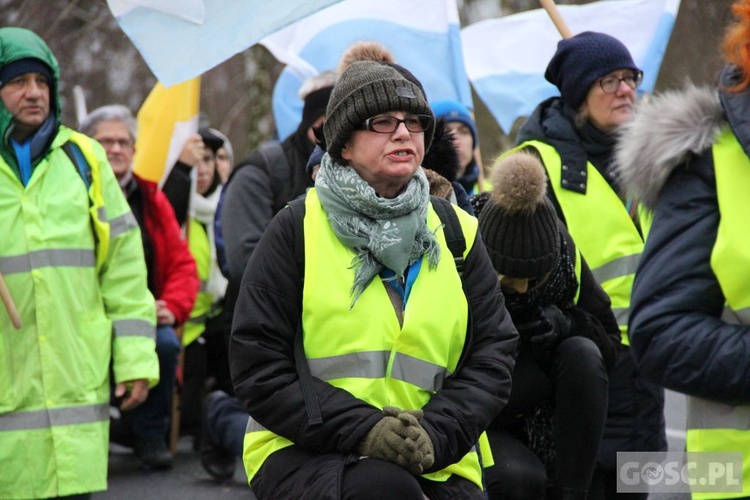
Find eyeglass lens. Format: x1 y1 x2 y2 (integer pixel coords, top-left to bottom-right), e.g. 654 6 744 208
599 71 643 93
99 139 133 149
365 115 432 133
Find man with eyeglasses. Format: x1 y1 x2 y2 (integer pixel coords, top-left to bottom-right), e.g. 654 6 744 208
509 31 666 499
80 104 199 471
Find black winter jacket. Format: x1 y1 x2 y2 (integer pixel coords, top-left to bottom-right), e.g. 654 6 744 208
614 65 750 405
229 196 518 477
222 128 314 285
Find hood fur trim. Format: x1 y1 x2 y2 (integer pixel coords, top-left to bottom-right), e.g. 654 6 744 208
614 84 725 210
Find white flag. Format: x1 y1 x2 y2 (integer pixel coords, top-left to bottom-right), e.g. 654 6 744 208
462 0 681 133
107 0 345 86
261 0 472 140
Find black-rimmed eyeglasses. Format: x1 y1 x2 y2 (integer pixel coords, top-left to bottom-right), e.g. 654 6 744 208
359 114 432 134
598 70 643 94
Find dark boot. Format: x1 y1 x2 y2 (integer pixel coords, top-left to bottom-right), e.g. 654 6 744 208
200 391 236 480
134 438 173 470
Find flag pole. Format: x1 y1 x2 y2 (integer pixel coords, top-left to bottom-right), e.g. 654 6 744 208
539 0 573 39
0 270 22 329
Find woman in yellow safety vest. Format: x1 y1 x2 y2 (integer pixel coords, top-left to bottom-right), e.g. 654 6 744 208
230 61 518 500
615 2 750 498
511 31 667 498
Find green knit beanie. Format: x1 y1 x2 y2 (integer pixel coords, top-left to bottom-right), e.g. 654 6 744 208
324 61 435 162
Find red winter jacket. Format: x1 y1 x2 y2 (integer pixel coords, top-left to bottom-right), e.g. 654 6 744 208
132 174 199 325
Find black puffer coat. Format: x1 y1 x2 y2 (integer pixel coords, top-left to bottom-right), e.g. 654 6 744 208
230 195 518 497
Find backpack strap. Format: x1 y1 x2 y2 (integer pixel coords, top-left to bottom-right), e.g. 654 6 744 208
260 143 293 214
287 197 307 280
62 141 92 190
62 140 98 250
430 196 466 276
286 197 321 426
430 196 476 381
229 142 291 214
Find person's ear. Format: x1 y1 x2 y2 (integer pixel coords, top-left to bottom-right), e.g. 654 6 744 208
341 142 352 161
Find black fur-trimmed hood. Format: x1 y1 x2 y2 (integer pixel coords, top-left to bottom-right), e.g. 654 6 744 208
613 83 725 211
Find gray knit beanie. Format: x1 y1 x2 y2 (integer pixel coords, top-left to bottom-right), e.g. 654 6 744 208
324 61 435 162
478 152 560 280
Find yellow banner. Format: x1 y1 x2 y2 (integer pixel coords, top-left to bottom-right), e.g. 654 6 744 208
133 78 200 184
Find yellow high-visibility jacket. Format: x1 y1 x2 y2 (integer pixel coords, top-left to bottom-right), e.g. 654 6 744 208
0 127 159 499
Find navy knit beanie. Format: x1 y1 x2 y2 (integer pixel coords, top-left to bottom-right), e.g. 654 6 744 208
0 57 52 88
544 31 640 110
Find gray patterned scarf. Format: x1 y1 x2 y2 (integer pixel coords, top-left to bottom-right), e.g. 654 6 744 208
315 153 441 306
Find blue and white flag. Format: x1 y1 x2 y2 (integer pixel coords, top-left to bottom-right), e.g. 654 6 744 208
462 0 681 133
107 0 345 87
260 0 472 140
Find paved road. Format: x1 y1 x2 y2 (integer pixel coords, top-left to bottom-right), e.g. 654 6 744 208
95 391 687 499
96 438 255 500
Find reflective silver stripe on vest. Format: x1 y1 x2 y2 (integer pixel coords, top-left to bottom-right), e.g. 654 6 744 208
0 248 96 275
392 352 450 392
687 396 750 431
612 307 629 328
113 319 155 339
591 253 640 285
0 403 109 431
108 211 138 238
687 310 750 431
246 417 266 433
307 351 449 392
200 279 209 292
308 351 390 381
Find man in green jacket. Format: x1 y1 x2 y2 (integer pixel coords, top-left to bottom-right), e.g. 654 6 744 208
0 27 159 499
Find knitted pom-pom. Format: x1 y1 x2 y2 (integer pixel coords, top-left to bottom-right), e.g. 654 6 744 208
337 41 395 75
489 152 548 214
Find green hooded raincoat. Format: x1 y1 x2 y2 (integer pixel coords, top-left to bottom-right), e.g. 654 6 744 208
0 27 159 499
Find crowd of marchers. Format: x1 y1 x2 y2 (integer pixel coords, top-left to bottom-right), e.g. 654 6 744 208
3 2 750 498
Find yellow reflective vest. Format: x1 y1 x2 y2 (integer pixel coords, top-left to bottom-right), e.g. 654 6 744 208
183 218 213 346
511 141 649 344
0 128 159 499
685 127 750 500
243 190 490 489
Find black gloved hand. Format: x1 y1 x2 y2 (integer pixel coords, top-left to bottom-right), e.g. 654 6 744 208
540 304 572 339
516 316 559 366
526 321 559 353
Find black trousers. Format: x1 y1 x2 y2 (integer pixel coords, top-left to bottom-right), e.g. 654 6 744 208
589 345 667 500
252 445 486 500
485 336 609 498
